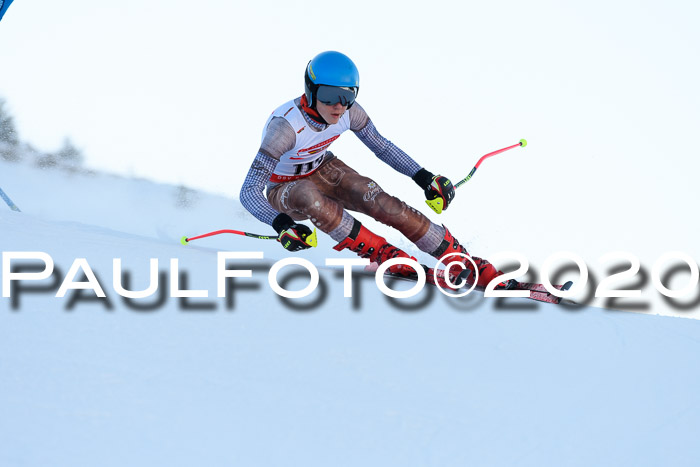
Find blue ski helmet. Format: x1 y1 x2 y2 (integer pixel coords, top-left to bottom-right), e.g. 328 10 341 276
304 51 360 109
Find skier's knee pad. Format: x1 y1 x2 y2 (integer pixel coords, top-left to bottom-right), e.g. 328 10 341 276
372 192 405 217
371 193 430 242
279 180 322 212
280 180 344 231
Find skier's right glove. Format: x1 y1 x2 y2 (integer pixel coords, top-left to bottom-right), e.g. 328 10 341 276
272 213 318 252
412 168 455 214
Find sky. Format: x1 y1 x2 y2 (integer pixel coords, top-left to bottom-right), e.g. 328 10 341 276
1 0 699 296
2 0 697 193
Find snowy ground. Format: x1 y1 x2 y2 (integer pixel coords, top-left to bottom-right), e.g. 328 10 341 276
2 160 700 466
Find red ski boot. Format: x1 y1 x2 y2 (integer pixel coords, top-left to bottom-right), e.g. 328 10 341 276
333 221 418 277
430 227 517 289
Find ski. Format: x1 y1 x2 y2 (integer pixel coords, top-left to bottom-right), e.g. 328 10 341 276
517 281 574 304
378 264 574 305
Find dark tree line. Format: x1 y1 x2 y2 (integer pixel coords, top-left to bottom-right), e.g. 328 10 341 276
1 98 85 169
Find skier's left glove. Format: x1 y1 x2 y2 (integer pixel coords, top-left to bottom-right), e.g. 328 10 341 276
412 168 455 214
272 213 318 252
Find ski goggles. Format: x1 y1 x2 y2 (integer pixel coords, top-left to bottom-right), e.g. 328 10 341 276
316 85 358 107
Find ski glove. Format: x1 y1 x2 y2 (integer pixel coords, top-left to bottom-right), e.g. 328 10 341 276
412 168 455 214
272 213 318 251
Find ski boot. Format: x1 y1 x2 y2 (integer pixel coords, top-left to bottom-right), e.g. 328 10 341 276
430 226 517 290
333 220 418 277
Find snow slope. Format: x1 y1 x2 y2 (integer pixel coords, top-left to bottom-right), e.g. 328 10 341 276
2 161 700 466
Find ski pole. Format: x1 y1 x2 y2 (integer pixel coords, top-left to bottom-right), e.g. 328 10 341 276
180 228 318 247
181 229 276 245
425 139 526 214
454 139 527 189
0 186 21 212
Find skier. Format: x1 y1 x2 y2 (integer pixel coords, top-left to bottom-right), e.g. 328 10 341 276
240 51 515 289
